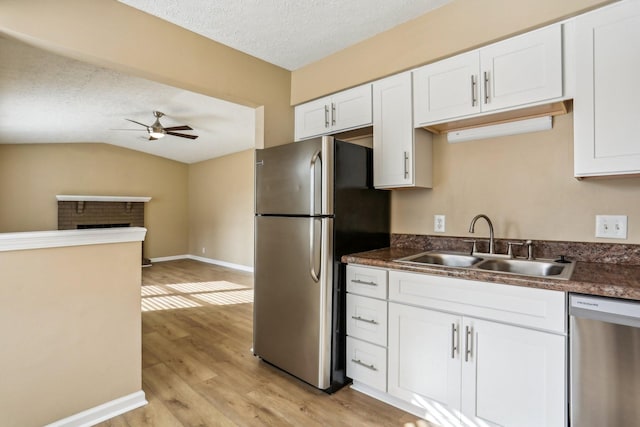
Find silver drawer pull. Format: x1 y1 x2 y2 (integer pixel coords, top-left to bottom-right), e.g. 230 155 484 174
351 279 378 286
351 315 378 325
351 359 377 371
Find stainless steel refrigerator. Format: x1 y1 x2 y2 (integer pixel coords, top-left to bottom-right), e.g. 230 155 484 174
254 135 389 392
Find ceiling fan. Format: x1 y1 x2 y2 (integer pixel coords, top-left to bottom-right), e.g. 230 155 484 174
125 111 199 140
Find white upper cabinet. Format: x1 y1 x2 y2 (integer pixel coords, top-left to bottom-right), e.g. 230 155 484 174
574 0 640 177
294 84 372 141
373 72 432 189
413 24 564 128
413 51 481 124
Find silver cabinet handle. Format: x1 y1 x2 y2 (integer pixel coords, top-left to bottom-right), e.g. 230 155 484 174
451 323 459 359
351 315 379 325
465 325 473 362
351 279 377 287
324 105 330 127
351 359 378 371
483 71 490 104
331 102 336 126
403 151 409 179
471 75 477 107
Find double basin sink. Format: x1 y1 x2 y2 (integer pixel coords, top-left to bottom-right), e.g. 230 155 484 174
396 251 575 280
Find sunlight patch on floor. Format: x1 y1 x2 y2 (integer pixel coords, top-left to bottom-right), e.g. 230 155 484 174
141 280 253 311
141 285 171 296
191 289 254 305
142 295 201 311
167 281 246 293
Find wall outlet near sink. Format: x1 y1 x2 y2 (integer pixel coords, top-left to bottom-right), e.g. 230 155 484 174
434 215 445 233
595 215 627 239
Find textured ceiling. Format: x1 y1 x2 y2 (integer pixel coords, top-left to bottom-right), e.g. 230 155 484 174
0 35 256 164
118 0 451 70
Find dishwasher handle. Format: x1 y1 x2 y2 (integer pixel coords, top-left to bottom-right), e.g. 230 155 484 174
570 294 640 328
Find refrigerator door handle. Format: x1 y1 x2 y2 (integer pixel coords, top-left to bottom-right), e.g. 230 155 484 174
309 218 321 282
310 150 321 215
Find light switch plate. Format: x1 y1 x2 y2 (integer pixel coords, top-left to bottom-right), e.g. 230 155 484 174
595 215 627 239
434 215 445 233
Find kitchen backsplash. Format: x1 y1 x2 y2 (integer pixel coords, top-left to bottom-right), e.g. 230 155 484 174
391 234 640 266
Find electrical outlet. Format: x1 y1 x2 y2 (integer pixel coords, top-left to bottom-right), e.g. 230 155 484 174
434 215 446 233
202 247 206 254
595 215 627 239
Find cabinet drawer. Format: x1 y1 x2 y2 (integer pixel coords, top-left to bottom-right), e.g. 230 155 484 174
346 265 388 299
389 270 566 334
346 336 387 392
347 293 388 346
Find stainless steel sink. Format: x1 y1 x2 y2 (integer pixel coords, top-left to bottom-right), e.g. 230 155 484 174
475 258 572 279
396 251 484 268
396 251 575 280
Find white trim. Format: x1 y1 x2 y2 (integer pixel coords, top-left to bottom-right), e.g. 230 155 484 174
149 254 188 263
149 254 254 273
45 390 147 427
0 227 147 252
56 195 152 202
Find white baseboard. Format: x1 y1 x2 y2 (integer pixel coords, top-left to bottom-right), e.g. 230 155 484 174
149 254 254 273
45 390 147 427
149 254 188 262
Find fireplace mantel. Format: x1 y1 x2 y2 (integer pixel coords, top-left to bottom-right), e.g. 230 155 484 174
56 195 152 202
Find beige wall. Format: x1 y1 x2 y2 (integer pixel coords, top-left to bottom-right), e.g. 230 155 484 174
188 150 254 267
391 113 640 244
0 0 292 148
0 241 142 426
0 143 188 257
291 0 614 104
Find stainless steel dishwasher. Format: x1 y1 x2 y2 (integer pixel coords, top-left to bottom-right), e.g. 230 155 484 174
570 293 640 426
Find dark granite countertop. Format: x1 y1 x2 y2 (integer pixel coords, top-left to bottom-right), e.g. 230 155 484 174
342 247 640 301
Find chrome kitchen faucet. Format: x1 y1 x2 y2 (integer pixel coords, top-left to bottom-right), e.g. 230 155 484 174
468 214 495 254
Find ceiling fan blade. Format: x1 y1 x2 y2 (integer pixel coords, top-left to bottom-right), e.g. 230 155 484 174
166 132 198 140
149 135 159 141
164 125 193 131
126 119 151 128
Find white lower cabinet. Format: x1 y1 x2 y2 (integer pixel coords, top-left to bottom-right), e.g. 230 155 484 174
387 303 460 410
459 318 566 427
346 265 389 393
388 303 565 427
347 265 567 427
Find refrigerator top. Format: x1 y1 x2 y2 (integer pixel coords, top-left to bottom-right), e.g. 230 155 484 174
255 136 334 216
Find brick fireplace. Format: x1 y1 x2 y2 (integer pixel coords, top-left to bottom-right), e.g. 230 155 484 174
56 195 152 265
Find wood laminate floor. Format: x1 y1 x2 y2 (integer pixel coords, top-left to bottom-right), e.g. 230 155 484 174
98 259 430 427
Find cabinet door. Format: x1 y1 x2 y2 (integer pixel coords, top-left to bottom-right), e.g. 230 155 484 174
294 97 329 141
461 318 566 427
331 84 372 132
373 73 414 187
413 51 481 126
388 303 462 424
574 1 640 177
480 25 563 113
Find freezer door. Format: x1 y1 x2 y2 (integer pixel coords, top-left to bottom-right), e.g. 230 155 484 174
255 136 334 216
253 215 333 389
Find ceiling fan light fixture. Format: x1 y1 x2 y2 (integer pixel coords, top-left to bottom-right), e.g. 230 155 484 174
149 130 165 139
